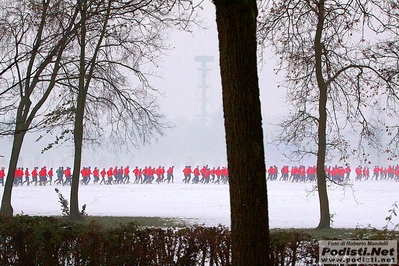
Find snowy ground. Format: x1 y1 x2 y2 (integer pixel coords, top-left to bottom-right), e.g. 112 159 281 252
1 176 398 229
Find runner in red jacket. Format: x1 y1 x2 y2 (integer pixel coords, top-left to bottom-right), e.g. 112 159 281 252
210 167 216 183
93 167 100 184
63 167 72 186
100 168 106 184
14 168 23 186
220 167 228 184
215 167 221 184
0 167 5 186
355 166 362 181
123 166 130 183
182 166 192 183
193 166 200 184
132 167 139 183
281 165 289 181
107 167 113 185
23 168 30 186
38 166 47 186
48 167 54 185
165 166 174 183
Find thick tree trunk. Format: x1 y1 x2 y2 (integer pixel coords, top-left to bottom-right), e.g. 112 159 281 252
0 95 32 217
315 0 330 230
214 0 269 264
0 129 26 217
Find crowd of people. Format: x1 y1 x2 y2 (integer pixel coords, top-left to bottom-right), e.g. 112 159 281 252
0 164 398 187
267 164 399 183
182 165 229 184
0 165 230 186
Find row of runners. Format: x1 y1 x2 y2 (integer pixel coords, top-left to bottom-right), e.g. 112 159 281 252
0 165 230 186
267 165 399 182
1 164 397 186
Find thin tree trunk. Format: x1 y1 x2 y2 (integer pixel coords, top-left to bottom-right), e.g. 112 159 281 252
315 0 330 230
69 97 85 220
69 0 88 220
214 0 269 264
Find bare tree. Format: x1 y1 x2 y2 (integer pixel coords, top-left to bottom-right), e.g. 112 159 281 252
0 0 200 218
258 0 399 229
45 0 199 220
0 0 80 216
213 0 269 264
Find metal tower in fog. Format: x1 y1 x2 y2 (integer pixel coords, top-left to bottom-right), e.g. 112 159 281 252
194 55 214 124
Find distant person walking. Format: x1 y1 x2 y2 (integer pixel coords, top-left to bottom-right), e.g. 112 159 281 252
0 167 4 186
23 168 30 186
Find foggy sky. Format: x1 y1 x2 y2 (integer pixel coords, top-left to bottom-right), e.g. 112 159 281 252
0 1 289 170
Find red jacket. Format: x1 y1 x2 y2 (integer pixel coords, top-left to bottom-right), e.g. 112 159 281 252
221 167 228 176
133 167 140 175
113 168 118 176
100 169 106 177
39 168 47 177
16 168 23 178
183 167 191 175
148 167 155 176
107 168 113 177
64 168 71 178
93 168 99 177
281 166 289 175
123 167 129 175
215 168 221 176
193 168 200 176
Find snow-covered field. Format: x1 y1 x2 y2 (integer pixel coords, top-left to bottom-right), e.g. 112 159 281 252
1 176 398 229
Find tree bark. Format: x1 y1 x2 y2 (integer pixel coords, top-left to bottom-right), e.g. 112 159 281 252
0 126 27 216
214 0 269 264
0 92 33 216
0 1 78 217
69 0 88 221
315 0 330 230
